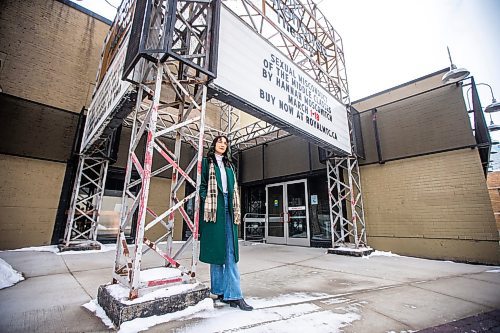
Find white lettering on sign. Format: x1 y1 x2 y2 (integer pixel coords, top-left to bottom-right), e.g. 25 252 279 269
212 6 351 153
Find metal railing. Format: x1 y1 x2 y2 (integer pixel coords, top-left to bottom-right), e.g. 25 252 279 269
243 213 266 242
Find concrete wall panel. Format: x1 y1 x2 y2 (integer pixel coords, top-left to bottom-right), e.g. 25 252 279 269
0 154 65 249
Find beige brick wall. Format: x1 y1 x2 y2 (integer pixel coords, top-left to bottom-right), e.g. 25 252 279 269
361 148 499 264
0 154 66 249
486 171 500 231
0 0 109 112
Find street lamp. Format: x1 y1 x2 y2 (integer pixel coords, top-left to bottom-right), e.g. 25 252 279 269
442 47 470 84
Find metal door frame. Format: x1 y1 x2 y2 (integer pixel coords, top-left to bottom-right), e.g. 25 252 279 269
265 179 310 246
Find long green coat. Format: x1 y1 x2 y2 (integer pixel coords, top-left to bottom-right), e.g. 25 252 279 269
199 157 239 265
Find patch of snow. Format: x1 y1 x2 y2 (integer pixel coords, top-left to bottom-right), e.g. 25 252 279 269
5 243 116 255
332 246 373 253
82 299 114 329
233 310 360 333
334 300 367 313
0 258 24 289
320 297 351 305
486 269 500 273
179 303 322 333
362 250 400 259
245 292 334 309
140 267 183 281
158 241 187 245
106 282 200 305
118 298 214 333
8 245 60 253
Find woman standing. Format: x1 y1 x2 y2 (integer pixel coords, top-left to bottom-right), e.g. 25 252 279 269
198 135 253 311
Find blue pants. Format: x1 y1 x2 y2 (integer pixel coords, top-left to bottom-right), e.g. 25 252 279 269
210 193 243 300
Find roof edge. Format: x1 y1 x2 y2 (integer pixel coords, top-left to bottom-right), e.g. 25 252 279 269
352 67 450 104
56 0 112 26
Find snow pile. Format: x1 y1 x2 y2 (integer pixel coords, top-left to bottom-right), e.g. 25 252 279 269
82 299 115 329
118 298 214 333
6 243 117 255
362 250 400 259
331 246 373 253
8 245 60 253
0 258 24 289
106 282 200 305
486 268 500 273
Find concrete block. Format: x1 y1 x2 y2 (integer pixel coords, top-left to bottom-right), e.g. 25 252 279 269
327 246 374 257
58 241 101 252
97 282 209 327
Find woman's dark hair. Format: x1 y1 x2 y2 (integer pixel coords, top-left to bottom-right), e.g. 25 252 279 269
207 135 233 166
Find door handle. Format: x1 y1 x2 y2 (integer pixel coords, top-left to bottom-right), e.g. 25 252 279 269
284 212 290 223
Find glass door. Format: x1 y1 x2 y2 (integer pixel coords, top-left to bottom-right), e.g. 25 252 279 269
286 180 310 246
266 184 286 244
265 180 310 246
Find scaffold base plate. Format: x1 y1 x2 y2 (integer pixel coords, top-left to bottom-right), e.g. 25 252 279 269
327 246 374 257
58 241 101 252
97 282 210 327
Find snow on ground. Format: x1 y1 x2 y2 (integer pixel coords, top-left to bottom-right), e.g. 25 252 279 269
82 299 115 329
232 310 360 333
177 298 361 333
83 292 362 333
119 298 214 333
331 247 373 253
6 241 186 255
106 282 201 305
8 245 60 254
486 268 500 273
246 292 334 309
6 244 116 255
0 258 24 289
362 250 400 259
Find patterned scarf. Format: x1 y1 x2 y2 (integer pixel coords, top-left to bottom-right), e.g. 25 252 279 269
204 161 241 225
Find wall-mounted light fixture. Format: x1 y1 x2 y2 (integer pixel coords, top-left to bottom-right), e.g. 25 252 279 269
465 82 500 131
442 46 470 84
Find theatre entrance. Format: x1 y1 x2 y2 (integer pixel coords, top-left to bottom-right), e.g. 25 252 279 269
265 180 310 246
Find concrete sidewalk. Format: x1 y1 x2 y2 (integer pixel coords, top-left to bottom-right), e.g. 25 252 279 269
0 242 499 332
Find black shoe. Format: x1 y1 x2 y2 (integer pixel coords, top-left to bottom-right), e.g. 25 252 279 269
216 294 229 303
229 299 253 311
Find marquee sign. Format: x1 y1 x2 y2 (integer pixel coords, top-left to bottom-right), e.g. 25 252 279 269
81 0 136 153
211 5 351 154
81 34 134 152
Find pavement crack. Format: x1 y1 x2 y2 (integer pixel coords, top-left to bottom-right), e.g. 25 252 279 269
60 255 93 299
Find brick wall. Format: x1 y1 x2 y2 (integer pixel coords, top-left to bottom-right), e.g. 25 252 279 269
486 171 500 231
361 148 499 264
0 0 109 112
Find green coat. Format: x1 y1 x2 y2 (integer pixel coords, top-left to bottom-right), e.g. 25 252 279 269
199 157 239 265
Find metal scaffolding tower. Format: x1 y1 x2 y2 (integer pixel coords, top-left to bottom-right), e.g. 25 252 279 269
62 0 367 299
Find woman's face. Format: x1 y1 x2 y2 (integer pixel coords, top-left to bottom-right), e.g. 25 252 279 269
214 137 228 155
